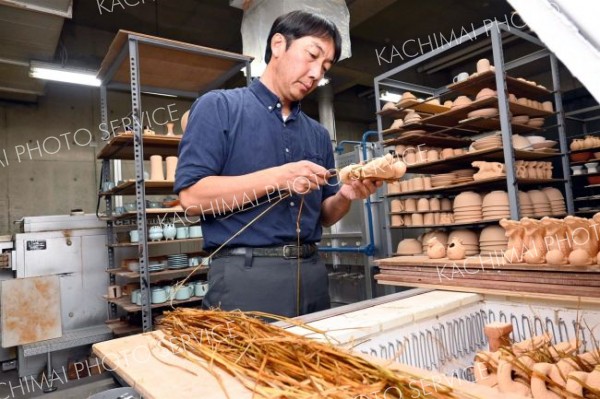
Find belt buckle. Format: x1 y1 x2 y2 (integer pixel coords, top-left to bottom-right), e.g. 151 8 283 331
282 244 299 259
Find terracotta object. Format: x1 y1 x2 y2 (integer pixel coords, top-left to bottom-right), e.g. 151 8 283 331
475 87 496 100
500 219 526 263
427 237 446 259
339 154 406 183
166 122 176 136
417 198 430 212
150 155 165 181
404 198 416 212
390 119 404 129
423 213 434 226
484 322 513 352
474 351 500 387
565 216 597 265
446 237 466 260
391 199 403 213
476 58 491 73
531 363 563 399
452 95 473 109
412 213 424 226
472 161 505 180
497 359 532 397
382 102 397 112
165 156 178 181
540 217 571 265
521 218 547 264
397 238 422 255
391 215 403 227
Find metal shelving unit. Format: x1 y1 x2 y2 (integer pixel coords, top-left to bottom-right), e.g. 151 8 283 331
373 21 571 257
96 30 252 332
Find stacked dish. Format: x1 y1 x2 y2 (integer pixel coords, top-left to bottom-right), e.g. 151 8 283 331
527 190 552 217
431 172 457 187
518 191 535 217
167 254 189 269
542 187 567 216
148 260 166 272
453 191 482 223
479 225 508 255
452 168 476 184
471 134 502 151
448 229 479 256
481 191 510 220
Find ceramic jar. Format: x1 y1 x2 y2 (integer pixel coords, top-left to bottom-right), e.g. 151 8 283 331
423 213 434 226
391 215 403 227
476 58 491 73
391 199 403 213
404 198 417 212
412 213 424 226
417 198 430 212
148 225 163 241
165 156 178 181
150 155 165 181
429 197 441 211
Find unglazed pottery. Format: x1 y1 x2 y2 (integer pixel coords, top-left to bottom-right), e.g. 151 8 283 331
476 58 491 73
165 156 178 181
166 122 176 136
446 237 466 260
500 219 525 263
426 237 446 259
520 218 547 264
150 155 165 181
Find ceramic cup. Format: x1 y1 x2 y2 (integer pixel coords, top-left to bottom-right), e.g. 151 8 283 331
131 289 141 305
189 226 203 238
476 58 490 73
129 230 139 243
151 287 168 304
107 285 122 299
194 282 209 297
453 72 469 83
176 226 189 240
174 285 192 300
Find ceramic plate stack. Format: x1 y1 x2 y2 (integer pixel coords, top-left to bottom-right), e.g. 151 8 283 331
542 187 567 216
448 229 479 256
527 190 552 217
148 261 166 272
452 168 476 184
431 172 457 187
167 254 189 269
471 135 502 151
481 191 510 220
518 191 535 218
479 225 508 255
453 191 483 223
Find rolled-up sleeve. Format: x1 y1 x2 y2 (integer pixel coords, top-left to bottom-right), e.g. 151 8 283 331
174 92 229 194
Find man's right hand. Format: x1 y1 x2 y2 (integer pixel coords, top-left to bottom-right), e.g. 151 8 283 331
277 160 335 195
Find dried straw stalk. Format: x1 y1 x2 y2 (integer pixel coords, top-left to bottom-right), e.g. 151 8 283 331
157 308 474 399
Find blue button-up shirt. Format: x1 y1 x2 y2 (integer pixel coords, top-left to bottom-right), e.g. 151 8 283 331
174 79 339 250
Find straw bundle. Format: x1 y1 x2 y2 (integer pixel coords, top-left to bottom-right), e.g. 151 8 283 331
157 308 466 399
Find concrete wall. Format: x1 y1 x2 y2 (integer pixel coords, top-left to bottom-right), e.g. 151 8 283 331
0 83 371 234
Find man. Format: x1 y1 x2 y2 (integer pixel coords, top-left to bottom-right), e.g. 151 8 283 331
175 10 380 317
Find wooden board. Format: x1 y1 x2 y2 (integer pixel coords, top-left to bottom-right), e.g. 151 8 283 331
97 133 181 160
1 276 62 347
446 70 552 98
93 330 527 399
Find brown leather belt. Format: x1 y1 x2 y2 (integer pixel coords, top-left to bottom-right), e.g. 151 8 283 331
213 243 317 259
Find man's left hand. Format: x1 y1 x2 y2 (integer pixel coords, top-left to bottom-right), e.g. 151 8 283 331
339 178 382 201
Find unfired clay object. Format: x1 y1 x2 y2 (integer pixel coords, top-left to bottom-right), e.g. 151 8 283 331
540 217 571 265
564 216 597 265
521 217 547 264
166 122 176 136
472 161 505 180
339 154 406 183
426 237 446 259
446 237 466 260
500 219 525 263
165 156 178 181
150 155 165 181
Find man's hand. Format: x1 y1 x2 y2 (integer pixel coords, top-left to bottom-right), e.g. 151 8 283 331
338 178 382 201
277 160 335 195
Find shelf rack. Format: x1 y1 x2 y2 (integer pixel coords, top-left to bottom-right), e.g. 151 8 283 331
97 30 253 332
373 21 572 259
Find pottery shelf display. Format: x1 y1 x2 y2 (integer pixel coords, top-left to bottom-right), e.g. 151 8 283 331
500 212 600 266
474 322 600 398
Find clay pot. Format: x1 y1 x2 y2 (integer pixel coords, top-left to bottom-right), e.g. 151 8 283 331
429 197 441 211
447 237 466 260
570 139 584 151
423 176 432 189
441 148 455 159
405 198 417 212
150 155 165 181
417 198 430 212
391 215 403 227
521 218 547 264
427 237 446 259
476 58 491 73
500 219 525 263
412 213 424 226
165 156 178 181
452 96 472 109
423 213 435 226
397 238 421 255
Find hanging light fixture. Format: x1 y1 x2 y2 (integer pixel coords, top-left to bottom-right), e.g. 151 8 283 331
29 61 101 87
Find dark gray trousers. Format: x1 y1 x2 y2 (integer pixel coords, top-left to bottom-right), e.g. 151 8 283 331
201 253 330 317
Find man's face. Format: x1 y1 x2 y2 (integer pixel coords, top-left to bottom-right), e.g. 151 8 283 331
271 34 335 102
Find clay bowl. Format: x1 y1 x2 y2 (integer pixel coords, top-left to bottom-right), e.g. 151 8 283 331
397 238 423 255
453 191 482 208
448 229 479 245
541 187 564 201
511 115 530 125
588 176 600 185
467 107 498 119
390 119 404 129
482 191 509 207
528 118 545 127
512 134 532 150
527 190 551 205
382 102 398 112
452 96 473 109
570 152 592 162
527 135 546 144
475 88 496 101
402 91 417 100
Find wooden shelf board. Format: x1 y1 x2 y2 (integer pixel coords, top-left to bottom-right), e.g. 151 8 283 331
97 30 252 92
109 237 203 248
383 131 473 149
571 171 600 178
97 133 181 160
575 209 600 214
387 177 563 197
107 265 208 279
574 196 600 201
405 147 560 174
377 98 450 119
389 210 445 215
103 179 175 196
99 207 188 221
570 157 600 166
446 70 552 98
569 145 600 155
104 294 203 313
390 218 502 229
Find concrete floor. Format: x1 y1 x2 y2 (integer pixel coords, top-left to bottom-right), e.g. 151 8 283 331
0 369 119 399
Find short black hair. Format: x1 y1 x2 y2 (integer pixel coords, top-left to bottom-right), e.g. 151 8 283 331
264 10 342 64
